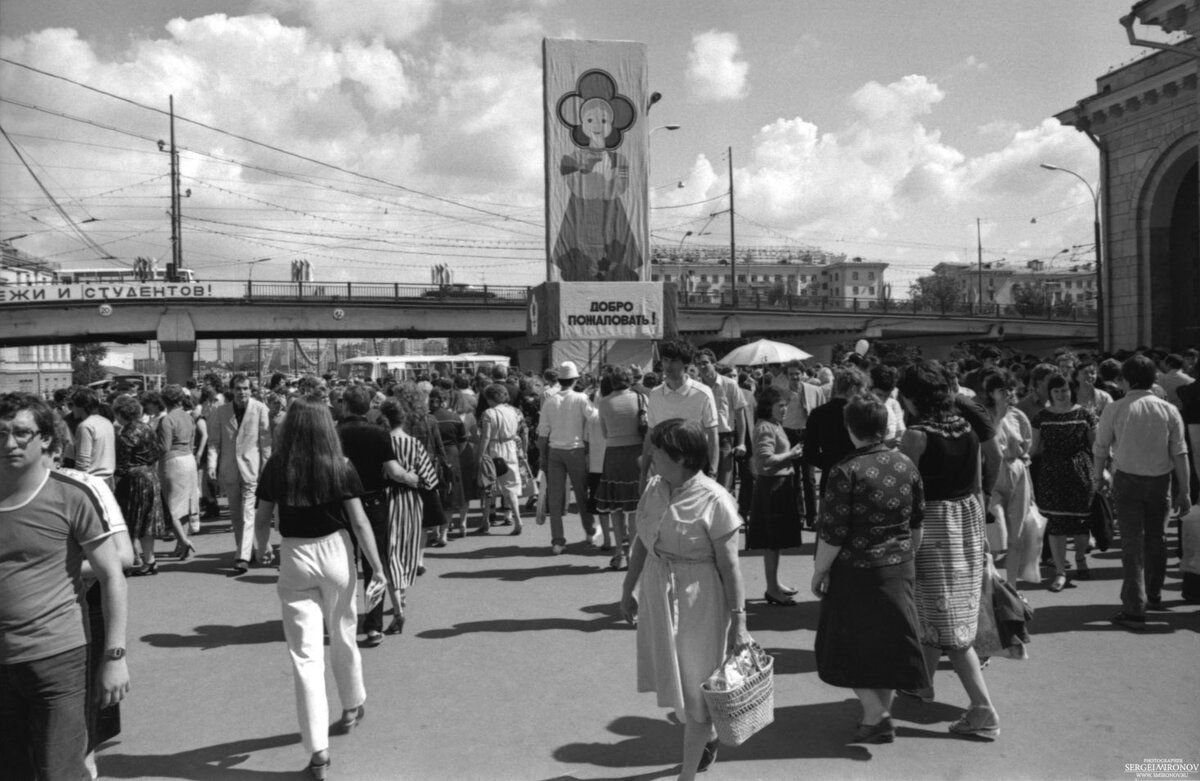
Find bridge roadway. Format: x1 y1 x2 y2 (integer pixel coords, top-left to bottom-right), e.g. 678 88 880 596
0 281 1095 372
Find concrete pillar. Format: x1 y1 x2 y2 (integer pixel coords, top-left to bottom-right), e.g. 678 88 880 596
157 310 196 385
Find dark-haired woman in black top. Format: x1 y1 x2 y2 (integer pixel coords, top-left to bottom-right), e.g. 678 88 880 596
255 396 387 780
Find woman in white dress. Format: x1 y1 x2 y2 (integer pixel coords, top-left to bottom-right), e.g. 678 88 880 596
620 419 753 780
475 383 524 535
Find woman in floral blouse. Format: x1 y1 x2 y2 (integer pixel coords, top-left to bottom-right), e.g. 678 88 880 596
812 394 928 744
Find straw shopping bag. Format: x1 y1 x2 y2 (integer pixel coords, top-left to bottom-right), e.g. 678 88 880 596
700 644 775 746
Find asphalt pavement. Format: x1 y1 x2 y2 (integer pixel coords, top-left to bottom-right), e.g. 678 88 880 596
95 504 1200 781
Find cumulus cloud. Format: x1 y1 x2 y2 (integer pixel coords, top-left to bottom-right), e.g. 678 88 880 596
667 74 1095 270
686 30 749 101
255 0 438 44
0 12 547 281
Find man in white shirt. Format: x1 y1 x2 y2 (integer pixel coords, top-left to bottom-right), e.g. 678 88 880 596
71 388 116 489
537 362 597 554
641 340 718 488
694 349 747 492
1158 353 1195 409
1093 355 1191 629
782 360 824 522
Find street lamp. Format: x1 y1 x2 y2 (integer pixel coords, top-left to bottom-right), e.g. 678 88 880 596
651 124 682 134
1040 163 1103 348
245 257 272 281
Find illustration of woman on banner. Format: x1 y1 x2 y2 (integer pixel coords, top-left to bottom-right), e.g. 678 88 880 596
553 69 642 282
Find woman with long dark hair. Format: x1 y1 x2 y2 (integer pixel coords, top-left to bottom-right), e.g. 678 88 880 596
897 361 1000 740
253 396 387 780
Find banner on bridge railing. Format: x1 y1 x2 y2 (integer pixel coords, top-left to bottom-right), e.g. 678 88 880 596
0 282 247 305
527 281 676 342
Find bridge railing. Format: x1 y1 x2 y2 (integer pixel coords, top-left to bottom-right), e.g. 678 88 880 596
675 291 1097 322
243 282 531 303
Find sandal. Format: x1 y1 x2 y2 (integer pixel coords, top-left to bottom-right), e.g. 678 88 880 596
949 706 1000 740
1049 573 1067 592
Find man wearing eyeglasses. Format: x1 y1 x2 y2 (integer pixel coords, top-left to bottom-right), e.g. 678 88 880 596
0 393 130 780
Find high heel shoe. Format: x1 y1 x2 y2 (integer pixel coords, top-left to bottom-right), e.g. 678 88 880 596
177 542 196 562
306 754 331 780
697 738 719 772
949 706 1000 740
850 716 895 744
330 704 365 735
510 524 523 536
763 591 797 606
129 561 159 577
384 615 405 635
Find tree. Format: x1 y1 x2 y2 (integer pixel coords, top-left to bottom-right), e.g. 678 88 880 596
766 280 788 306
71 342 108 385
1010 283 1048 316
908 274 963 312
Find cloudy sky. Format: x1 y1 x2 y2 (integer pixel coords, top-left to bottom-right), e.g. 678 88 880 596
0 0 1184 293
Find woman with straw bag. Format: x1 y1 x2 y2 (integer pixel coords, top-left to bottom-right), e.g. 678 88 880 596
620 418 752 780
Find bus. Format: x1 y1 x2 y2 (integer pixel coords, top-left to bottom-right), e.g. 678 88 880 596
87 373 166 394
56 267 196 284
337 353 511 384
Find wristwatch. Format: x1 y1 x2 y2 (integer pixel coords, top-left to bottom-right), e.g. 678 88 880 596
103 647 126 661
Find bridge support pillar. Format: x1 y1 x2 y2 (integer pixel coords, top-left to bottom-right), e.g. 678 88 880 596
157 310 196 385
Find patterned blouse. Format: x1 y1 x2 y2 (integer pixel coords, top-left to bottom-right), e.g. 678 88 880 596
816 443 924 569
115 420 163 477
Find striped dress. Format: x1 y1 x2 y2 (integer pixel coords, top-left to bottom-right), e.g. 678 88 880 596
910 417 985 651
386 430 438 591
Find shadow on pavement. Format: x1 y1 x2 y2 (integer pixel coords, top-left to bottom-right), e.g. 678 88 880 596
417 602 630 639
141 620 285 650
761 645 817 676
439 563 607 581
553 701 875 774
744 598 821 633
97 732 301 779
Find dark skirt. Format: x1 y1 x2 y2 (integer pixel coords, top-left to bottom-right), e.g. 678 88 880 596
459 441 479 502
115 465 164 539
815 560 930 690
442 445 466 511
596 444 641 513
747 474 802 550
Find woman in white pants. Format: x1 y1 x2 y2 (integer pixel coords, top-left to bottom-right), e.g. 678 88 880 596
255 395 387 780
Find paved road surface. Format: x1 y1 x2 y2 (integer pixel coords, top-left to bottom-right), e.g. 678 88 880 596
96 506 1200 780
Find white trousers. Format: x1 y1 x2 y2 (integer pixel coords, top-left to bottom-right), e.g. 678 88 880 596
277 529 365 755
223 478 268 561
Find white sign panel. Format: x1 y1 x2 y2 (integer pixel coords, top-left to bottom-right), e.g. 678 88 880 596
558 281 663 340
0 282 246 305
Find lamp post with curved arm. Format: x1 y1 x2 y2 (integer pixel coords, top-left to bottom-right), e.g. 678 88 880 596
1041 163 1103 349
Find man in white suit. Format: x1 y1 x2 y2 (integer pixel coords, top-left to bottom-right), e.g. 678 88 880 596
206 373 272 573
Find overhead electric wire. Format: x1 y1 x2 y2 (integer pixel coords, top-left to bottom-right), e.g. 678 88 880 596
0 56 543 230
0 123 116 261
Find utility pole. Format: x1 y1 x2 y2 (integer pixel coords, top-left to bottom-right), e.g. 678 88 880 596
168 95 182 282
728 146 737 307
976 218 983 313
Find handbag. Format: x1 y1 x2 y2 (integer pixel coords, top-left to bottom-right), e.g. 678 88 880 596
436 457 455 504
636 391 648 436
1090 491 1113 552
517 452 537 499
701 644 774 746
492 456 509 477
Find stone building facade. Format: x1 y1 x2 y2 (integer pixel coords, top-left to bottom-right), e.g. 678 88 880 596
1056 0 1199 350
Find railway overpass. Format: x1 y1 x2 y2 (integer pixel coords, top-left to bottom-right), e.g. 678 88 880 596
0 280 1097 379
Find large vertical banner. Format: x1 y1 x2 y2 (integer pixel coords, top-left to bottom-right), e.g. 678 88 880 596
544 39 649 283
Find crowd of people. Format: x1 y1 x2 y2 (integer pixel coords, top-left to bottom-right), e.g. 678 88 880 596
1 340 1196 779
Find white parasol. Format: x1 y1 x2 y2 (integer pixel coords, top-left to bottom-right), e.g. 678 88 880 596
719 339 813 367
